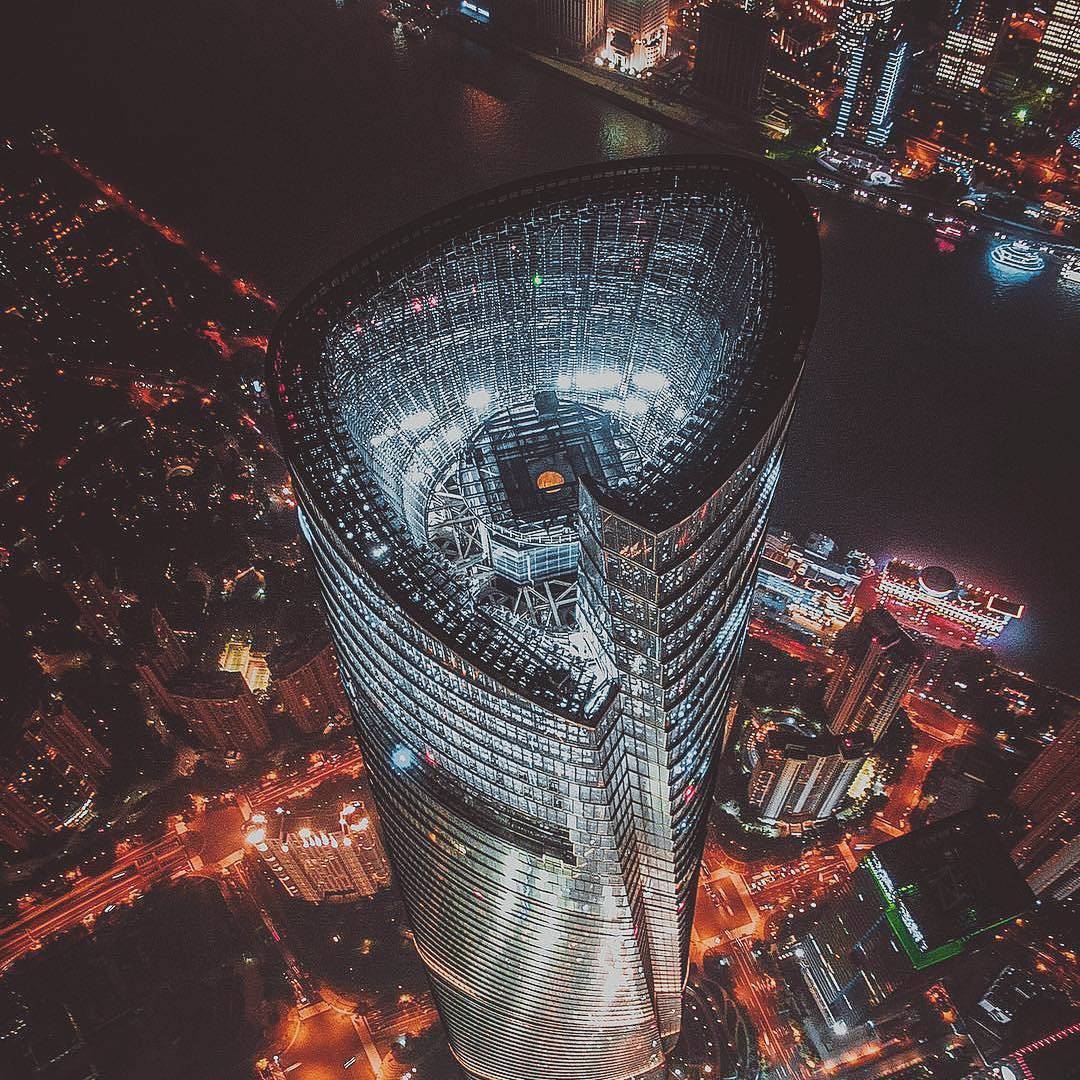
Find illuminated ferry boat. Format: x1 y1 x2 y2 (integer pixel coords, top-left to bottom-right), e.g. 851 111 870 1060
1060 253 1080 284
990 239 1045 273
935 223 964 242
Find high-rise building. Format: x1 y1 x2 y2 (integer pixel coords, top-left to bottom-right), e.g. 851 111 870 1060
791 812 1033 1033
693 4 770 111
1035 0 1080 85
271 632 350 735
748 722 871 830
0 788 54 852
804 532 836 560
1011 712 1080 900
0 697 107 852
994 1022 1080 1080
538 0 606 55
166 669 272 753
34 551 136 647
947 959 1079 1074
835 0 895 72
604 0 668 71
935 0 1005 93
245 796 391 902
218 637 270 693
833 23 911 148
823 607 921 741
270 157 819 1080
1013 811 1080 900
30 699 111 783
754 527 865 636
1012 711 1080 821
134 607 191 717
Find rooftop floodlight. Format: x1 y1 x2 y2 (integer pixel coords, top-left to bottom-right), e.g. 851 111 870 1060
632 369 670 393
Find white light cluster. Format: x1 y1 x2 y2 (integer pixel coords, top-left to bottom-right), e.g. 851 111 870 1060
575 369 620 391
897 900 926 948
401 409 434 432
631 369 669 393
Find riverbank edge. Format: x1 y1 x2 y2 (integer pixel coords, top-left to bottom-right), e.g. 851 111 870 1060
446 14 758 158
442 14 1080 254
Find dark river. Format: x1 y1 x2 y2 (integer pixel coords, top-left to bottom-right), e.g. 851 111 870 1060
6 0 1080 690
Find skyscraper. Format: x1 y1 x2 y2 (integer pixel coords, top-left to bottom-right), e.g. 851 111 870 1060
693 4 771 112
1012 811 1080 900
833 24 911 148
271 156 819 1080
791 812 1033 1033
0 697 107 852
1011 711 1080 900
245 796 391 902
270 631 350 735
604 0 669 72
748 724 871 830
1012 711 1080 821
537 0 606 55
1035 0 1080 85
823 607 921 741
835 0 895 72
935 0 1005 93
165 669 272 753
29 699 111 784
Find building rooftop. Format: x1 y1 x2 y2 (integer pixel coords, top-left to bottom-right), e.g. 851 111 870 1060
766 727 871 761
918 564 958 597
270 155 818 723
883 558 1024 623
269 630 333 678
946 947 1079 1070
167 668 250 702
862 811 1034 969
842 606 924 666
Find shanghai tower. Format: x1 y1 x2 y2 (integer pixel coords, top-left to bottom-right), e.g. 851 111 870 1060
270 156 819 1080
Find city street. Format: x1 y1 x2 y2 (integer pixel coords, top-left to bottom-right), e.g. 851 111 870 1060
684 622 986 1077
0 747 366 969
0 834 191 968
276 1005 376 1080
239 748 366 815
727 936 807 1079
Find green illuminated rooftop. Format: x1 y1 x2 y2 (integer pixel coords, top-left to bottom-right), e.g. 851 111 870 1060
859 811 1033 971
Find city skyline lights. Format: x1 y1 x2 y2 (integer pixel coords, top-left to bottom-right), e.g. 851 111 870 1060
1 3 1078 1079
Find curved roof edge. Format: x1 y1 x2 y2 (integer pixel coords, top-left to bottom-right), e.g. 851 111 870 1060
270 154 820 535
269 155 820 721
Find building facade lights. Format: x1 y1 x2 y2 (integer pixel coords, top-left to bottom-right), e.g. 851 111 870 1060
1035 0 1080 84
270 156 819 1080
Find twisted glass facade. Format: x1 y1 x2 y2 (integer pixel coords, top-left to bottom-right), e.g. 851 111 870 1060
270 156 818 1080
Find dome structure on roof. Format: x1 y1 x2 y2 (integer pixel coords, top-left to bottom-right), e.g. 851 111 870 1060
919 565 959 597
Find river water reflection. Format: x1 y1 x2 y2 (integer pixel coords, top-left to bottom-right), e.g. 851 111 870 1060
8 0 1080 687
